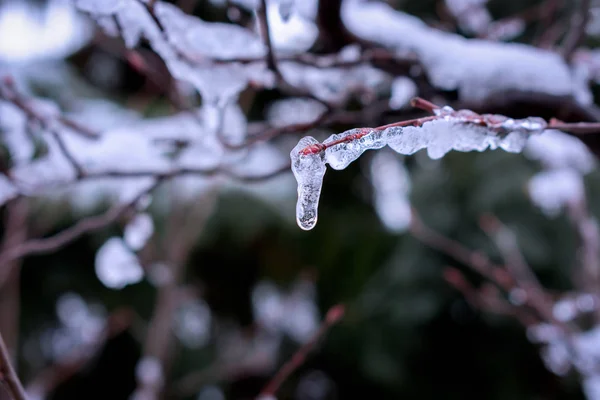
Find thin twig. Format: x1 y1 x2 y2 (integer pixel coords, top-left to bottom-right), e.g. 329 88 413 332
257 304 345 399
561 0 592 60
257 0 282 81
0 77 99 140
24 308 133 399
0 180 160 285
131 188 218 400
0 330 27 400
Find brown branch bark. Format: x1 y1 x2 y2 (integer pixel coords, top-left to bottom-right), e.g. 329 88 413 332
561 0 592 61
132 188 218 399
0 199 28 369
0 330 27 400
257 304 345 399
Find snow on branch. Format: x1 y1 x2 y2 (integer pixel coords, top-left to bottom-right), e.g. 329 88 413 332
341 0 590 103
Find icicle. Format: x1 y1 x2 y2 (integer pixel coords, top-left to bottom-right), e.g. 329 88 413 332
290 137 326 230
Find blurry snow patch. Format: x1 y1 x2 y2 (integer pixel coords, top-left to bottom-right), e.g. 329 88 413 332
0 0 92 63
77 0 270 103
584 376 600 400
369 150 411 233
530 322 600 382
553 298 579 323
135 356 164 387
252 278 320 343
146 262 173 287
588 7 600 36
525 130 595 217
65 99 141 131
445 0 491 36
197 386 226 400
76 0 124 14
181 19 265 61
38 293 106 362
342 0 582 102
124 213 154 251
295 370 334 400
0 176 19 207
528 169 584 217
174 299 212 348
280 61 390 104
267 98 326 127
485 18 526 41
525 130 595 173
95 237 144 289
207 0 259 9
262 0 318 54
389 76 417 110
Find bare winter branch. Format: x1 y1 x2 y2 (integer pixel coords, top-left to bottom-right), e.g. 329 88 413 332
0 330 27 400
257 304 345 399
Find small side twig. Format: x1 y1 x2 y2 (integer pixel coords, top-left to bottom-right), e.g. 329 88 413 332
257 0 282 82
257 304 345 399
0 330 27 400
0 180 160 285
561 0 592 60
24 308 133 399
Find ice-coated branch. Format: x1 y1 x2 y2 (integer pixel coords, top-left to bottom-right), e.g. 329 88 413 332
0 329 28 400
257 304 345 399
291 97 600 231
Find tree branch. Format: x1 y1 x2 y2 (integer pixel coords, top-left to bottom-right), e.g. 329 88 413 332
561 0 592 60
0 330 27 400
257 304 345 399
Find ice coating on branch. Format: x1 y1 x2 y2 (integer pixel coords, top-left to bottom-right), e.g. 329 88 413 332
386 117 539 159
341 0 582 102
369 150 411 232
291 110 547 230
291 137 326 231
324 129 385 170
